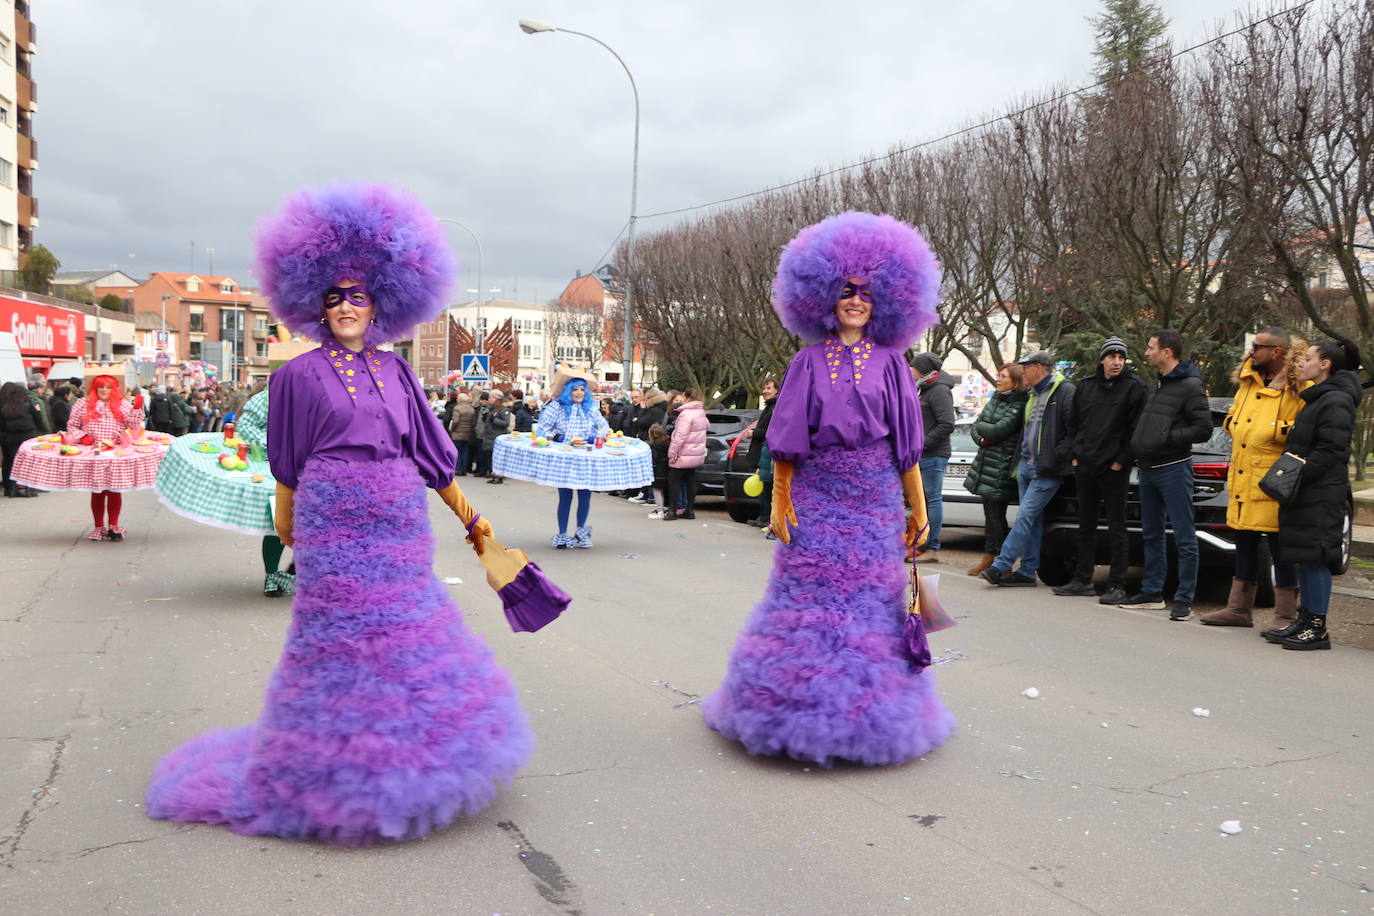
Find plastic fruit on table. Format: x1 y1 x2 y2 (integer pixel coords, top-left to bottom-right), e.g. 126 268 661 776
251 474 265 483
60 445 81 455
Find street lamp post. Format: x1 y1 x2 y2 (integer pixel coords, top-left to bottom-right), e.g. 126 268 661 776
438 218 486 377
519 18 639 390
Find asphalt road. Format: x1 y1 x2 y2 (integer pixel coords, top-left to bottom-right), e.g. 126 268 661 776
3 482 1371 915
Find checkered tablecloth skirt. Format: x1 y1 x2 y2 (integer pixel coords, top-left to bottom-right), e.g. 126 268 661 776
153 433 277 536
492 435 653 491
12 435 172 492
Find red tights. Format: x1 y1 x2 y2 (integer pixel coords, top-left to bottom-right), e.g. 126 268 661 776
90 490 123 528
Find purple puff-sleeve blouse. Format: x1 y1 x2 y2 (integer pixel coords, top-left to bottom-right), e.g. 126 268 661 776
267 340 457 491
766 336 925 474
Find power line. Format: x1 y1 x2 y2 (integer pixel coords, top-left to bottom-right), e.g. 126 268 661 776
586 217 630 274
637 0 1322 222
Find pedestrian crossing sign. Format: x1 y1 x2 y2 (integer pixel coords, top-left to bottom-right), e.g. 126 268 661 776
461 353 491 383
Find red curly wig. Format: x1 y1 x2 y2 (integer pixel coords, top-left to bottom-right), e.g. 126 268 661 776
86 375 125 424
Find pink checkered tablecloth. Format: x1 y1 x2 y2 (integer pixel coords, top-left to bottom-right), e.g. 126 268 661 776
12 434 173 492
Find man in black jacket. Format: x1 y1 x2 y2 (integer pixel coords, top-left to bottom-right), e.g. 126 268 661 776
981 350 1077 587
911 353 957 563
1055 336 1147 604
1121 329 1213 619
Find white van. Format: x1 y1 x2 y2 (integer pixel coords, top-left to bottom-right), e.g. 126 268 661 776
0 331 26 385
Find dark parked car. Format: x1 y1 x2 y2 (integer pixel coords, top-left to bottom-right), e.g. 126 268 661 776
1036 397 1353 601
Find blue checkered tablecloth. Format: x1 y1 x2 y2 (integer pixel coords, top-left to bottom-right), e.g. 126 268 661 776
492 434 652 491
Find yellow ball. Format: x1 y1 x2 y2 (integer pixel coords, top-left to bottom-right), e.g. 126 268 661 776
743 474 764 497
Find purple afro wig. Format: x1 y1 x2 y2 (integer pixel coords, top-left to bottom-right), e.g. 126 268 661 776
252 182 457 346
772 211 941 350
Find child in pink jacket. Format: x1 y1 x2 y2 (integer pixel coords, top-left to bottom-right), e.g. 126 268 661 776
665 391 709 520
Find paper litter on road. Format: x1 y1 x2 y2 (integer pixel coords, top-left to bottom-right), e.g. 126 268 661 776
998 770 1047 780
1192 707 1211 717
1219 820 1242 835
930 649 967 666
617 553 640 559
441 577 463 585
1022 687 1041 699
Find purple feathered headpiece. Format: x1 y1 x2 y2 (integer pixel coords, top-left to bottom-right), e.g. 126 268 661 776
252 182 457 346
772 211 941 350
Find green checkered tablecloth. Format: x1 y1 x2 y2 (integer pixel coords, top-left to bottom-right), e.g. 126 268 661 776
154 433 276 536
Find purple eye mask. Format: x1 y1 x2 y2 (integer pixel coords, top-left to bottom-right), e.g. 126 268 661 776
840 282 874 304
323 286 373 309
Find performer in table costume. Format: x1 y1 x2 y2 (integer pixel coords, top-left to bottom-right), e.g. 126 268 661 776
703 211 958 766
146 182 533 844
534 363 610 548
65 376 148 542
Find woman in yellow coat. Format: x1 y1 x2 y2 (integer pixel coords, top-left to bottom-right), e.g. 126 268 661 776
1200 328 1307 628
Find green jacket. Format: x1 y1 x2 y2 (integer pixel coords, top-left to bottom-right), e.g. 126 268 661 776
26 389 52 435
964 389 1027 502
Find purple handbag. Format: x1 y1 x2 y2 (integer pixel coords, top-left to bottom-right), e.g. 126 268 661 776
468 514 571 633
905 565 955 669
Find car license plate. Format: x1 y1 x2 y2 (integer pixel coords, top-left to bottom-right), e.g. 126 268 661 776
946 464 970 478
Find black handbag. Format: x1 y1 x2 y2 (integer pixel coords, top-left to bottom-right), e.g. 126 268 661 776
1258 452 1306 504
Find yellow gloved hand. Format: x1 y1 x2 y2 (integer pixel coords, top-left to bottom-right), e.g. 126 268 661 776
274 482 295 548
769 459 799 544
437 480 495 555
901 466 929 548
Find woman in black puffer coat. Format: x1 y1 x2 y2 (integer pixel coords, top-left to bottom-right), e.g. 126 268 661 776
1269 339 1363 651
1 381 41 497
964 364 1028 575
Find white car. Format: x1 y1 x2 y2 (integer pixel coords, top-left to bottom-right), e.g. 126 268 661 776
939 418 986 528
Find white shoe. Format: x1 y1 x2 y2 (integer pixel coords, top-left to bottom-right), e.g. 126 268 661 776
627 495 646 504
647 508 664 519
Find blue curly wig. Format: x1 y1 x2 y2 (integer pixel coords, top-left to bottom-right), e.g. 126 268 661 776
556 379 597 416
252 182 457 346
772 211 941 350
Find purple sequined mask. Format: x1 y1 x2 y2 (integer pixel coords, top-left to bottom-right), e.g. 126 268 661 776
840 282 874 304
323 285 373 309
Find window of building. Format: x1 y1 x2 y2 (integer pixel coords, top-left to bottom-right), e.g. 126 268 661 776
0 220 10 248
220 281 234 294
254 317 268 333
520 343 543 359
0 100 9 126
189 341 202 360
0 158 11 188
256 342 268 358
189 312 204 332
0 36 9 65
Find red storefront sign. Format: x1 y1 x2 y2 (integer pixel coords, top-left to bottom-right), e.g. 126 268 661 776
1 297 84 359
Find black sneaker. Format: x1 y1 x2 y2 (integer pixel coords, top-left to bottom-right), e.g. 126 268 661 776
1052 579 1096 597
1098 586 1128 606
979 565 1004 585
1119 592 1166 610
999 571 1037 587
1169 602 1194 621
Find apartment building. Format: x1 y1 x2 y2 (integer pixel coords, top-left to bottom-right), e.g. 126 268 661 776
110 272 273 386
0 0 37 270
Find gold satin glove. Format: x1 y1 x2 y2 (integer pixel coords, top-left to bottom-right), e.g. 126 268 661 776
274 482 295 548
901 466 929 548
769 459 799 544
437 480 494 555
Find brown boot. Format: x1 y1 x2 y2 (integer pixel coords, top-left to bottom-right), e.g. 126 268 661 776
1261 586 1300 642
1200 579 1256 626
967 553 995 576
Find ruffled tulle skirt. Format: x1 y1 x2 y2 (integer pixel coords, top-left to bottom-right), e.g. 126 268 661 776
703 442 956 766
146 457 533 844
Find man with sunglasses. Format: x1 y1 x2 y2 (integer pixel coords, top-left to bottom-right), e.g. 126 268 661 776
981 350 1077 587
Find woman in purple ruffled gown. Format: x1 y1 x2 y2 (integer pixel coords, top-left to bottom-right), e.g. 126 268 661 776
145 183 532 844
703 211 958 766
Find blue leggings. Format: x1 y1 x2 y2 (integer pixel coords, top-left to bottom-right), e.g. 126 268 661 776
557 488 591 533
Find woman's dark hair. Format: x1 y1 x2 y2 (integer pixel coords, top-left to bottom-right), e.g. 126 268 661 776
53 384 71 400
0 381 29 418
648 423 669 445
684 388 704 402
1315 338 1362 373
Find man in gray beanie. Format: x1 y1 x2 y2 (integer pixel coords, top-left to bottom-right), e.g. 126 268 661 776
909 352 957 563
1054 336 1146 603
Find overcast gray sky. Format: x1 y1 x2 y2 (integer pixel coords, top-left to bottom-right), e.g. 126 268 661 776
40 0 1259 303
